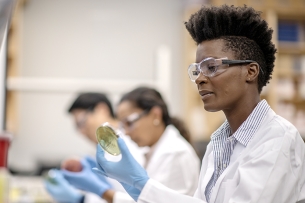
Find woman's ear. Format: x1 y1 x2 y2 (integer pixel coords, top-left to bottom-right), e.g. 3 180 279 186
246 62 260 82
150 106 163 120
94 103 110 115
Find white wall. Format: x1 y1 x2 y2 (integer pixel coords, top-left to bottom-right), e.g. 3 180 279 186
8 0 188 173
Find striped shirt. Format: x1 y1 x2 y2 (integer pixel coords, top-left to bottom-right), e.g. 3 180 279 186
204 100 270 202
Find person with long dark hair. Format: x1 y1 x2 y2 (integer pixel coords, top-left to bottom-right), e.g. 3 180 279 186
99 86 200 203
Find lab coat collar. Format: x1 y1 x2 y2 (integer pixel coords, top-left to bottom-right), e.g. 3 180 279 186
148 124 178 153
210 121 230 140
144 125 179 170
233 99 270 147
210 99 270 147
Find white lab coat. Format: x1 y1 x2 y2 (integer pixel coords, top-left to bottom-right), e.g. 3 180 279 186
113 125 200 203
137 108 305 203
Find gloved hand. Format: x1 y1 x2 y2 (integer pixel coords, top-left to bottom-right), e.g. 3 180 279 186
93 137 149 198
86 155 141 201
62 156 112 197
44 169 83 203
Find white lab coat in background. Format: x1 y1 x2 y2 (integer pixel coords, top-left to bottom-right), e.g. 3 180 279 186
113 125 201 203
138 109 305 203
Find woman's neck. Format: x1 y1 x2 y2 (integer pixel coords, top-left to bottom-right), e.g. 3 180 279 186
149 123 166 147
224 96 260 134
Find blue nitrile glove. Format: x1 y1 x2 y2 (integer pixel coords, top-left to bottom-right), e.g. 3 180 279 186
86 155 141 200
93 137 149 194
62 157 112 197
86 155 141 201
84 156 97 168
44 169 83 203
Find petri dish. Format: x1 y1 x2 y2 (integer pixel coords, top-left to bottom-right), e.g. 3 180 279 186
96 123 121 156
44 169 57 185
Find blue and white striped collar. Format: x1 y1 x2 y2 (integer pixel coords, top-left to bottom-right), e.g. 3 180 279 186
211 99 270 146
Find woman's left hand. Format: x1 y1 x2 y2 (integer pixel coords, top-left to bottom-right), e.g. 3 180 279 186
93 137 149 191
44 169 83 203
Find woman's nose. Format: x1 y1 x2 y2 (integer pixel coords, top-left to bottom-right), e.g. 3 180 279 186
195 72 208 85
124 127 132 136
79 128 87 137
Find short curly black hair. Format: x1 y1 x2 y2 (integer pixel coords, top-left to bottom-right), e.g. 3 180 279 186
185 5 277 93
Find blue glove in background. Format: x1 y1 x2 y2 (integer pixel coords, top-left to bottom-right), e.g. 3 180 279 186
44 169 83 203
84 156 97 168
93 137 149 191
62 157 112 197
83 156 114 184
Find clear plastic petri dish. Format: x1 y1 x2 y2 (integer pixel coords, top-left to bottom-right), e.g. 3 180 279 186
96 123 121 156
44 169 57 185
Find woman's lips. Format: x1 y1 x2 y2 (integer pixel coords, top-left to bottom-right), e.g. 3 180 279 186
199 90 214 100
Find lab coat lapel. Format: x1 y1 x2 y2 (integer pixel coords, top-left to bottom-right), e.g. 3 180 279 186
199 150 214 202
208 154 240 203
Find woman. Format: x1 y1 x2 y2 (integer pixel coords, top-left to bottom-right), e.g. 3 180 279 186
100 86 200 202
94 5 305 203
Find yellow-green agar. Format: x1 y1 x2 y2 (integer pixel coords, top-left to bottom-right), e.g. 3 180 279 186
96 125 121 156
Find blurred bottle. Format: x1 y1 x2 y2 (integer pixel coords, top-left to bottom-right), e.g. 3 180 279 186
0 132 13 203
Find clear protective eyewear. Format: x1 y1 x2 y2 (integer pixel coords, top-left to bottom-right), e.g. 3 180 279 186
187 57 258 82
119 110 149 130
75 109 92 129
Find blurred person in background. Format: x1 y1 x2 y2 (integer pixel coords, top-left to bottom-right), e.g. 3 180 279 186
66 92 144 163
45 92 145 203
54 87 200 203
106 86 200 202
93 5 305 203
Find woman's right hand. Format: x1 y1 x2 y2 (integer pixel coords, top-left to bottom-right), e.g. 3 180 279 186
62 157 112 197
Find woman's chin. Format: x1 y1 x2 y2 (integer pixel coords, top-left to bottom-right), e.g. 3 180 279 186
203 103 220 112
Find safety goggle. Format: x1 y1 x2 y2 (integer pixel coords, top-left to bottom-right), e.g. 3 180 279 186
75 109 92 129
188 57 258 82
119 109 149 130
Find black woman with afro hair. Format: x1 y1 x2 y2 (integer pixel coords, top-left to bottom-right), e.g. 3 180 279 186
94 5 305 203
